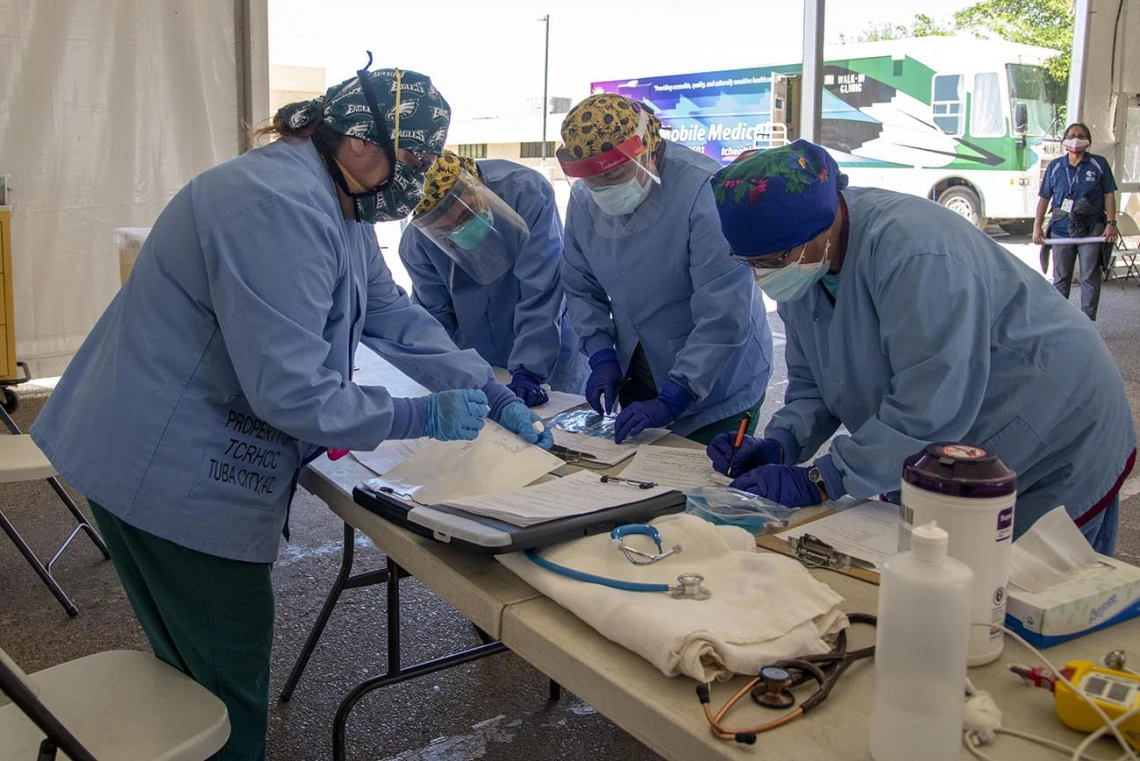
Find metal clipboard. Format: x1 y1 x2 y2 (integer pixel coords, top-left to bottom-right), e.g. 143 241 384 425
754 499 884 585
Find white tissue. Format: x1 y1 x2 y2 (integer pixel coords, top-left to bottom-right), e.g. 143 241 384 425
1008 506 1102 593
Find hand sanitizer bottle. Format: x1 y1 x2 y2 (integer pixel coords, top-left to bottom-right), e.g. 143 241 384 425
870 521 974 761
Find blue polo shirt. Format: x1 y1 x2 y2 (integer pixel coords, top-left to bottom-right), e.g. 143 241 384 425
1039 153 1117 237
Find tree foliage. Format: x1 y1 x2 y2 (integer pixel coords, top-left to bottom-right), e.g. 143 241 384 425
843 1 1074 119
953 0 1074 109
839 14 953 44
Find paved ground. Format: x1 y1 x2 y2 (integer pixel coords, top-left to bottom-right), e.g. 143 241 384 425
2 231 1139 759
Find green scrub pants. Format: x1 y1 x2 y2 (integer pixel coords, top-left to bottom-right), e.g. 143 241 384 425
619 344 764 446
89 501 274 761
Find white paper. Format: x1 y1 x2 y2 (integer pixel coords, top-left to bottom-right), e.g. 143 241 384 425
1009 506 1104 593
364 420 564 505
1043 236 1108 244
442 470 676 527
546 410 672 467
776 500 901 570
533 391 588 420
352 438 432 476
619 445 732 493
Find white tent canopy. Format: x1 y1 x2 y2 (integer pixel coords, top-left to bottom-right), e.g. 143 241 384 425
0 0 267 378
1071 0 1140 192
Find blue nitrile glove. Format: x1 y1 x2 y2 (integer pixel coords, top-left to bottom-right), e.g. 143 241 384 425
507 370 549 408
707 434 784 476
730 465 823 508
493 399 555 450
423 389 489 442
613 381 692 444
585 348 623 415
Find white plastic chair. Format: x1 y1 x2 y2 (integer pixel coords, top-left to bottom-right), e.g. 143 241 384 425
0 404 110 616
0 646 230 761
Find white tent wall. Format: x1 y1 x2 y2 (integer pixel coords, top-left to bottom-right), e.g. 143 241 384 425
1074 0 1140 198
0 0 253 378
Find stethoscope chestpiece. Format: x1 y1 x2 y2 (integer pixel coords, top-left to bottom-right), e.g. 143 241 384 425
669 573 711 600
752 666 796 709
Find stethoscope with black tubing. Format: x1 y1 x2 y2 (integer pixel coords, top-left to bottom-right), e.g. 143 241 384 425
698 612 878 744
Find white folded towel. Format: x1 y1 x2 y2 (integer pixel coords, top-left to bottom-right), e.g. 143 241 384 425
498 513 847 682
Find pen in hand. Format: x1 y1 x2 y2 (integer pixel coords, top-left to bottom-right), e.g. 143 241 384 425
725 411 752 479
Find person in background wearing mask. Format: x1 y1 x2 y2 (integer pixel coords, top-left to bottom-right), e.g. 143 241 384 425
707 140 1134 554
1033 122 1119 320
30 61 550 760
399 150 587 406
557 94 773 445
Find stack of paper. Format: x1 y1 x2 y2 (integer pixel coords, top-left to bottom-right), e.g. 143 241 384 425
352 438 432 476
352 392 587 478
363 420 564 505
442 470 676 527
532 391 588 419
619 446 732 494
547 411 671 467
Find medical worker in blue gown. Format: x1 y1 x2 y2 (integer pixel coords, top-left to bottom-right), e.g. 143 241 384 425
556 94 774 445
399 150 588 406
30 64 550 760
706 141 1135 555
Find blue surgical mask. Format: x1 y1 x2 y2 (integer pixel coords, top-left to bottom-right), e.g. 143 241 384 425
589 176 652 216
821 272 841 297
753 241 831 302
448 210 494 250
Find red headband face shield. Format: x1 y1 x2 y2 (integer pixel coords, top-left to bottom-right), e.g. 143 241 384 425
556 108 661 190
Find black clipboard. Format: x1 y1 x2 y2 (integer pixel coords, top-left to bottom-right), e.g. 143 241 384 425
353 481 686 554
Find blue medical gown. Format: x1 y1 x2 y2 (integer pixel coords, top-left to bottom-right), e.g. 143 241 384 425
561 141 774 436
767 187 1135 537
31 138 496 562
398 160 587 393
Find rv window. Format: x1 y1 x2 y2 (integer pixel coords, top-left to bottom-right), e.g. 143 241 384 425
1006 64 1059 138
971 73 1005 138
932 74 964 135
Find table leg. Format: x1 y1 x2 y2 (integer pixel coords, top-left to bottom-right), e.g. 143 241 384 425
331 556 510 761
280 522 396 701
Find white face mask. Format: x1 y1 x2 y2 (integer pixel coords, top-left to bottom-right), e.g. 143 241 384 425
752 240 832 302
1063 137 1091 154
589 175 652 216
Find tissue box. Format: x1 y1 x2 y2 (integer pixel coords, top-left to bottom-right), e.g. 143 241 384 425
1006 555 1140 648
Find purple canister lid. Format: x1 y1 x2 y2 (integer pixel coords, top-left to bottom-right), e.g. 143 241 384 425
903 443 1017 499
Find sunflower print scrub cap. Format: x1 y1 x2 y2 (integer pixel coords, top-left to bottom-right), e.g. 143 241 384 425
560 94 662 161
412 150 479 217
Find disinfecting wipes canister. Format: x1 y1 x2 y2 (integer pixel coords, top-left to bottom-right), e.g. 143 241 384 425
899 443 1017 667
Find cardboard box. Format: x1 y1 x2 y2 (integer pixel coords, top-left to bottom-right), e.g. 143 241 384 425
1006 555 1140 648
114 227 150 285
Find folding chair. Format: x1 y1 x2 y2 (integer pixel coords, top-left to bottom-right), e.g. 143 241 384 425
0 402 109 617
0 645 229 761
1107 213 1140 285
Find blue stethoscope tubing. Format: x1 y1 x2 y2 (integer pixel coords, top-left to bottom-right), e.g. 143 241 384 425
523 550 673 593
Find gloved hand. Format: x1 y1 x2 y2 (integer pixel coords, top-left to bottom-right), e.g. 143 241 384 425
507 370 549 408
585 348 623 415
707 434 783 476
613 381 692 444
493 399 554 450
423 389 488 442
730 465 823 508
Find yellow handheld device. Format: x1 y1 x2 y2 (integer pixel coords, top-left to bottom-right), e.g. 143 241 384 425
1012 658 1140 750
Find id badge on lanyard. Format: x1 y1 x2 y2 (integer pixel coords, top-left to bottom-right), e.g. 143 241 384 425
1061 163 1079 213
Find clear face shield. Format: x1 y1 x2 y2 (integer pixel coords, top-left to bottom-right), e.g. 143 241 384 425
410 169 530 285
557 109 661 217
